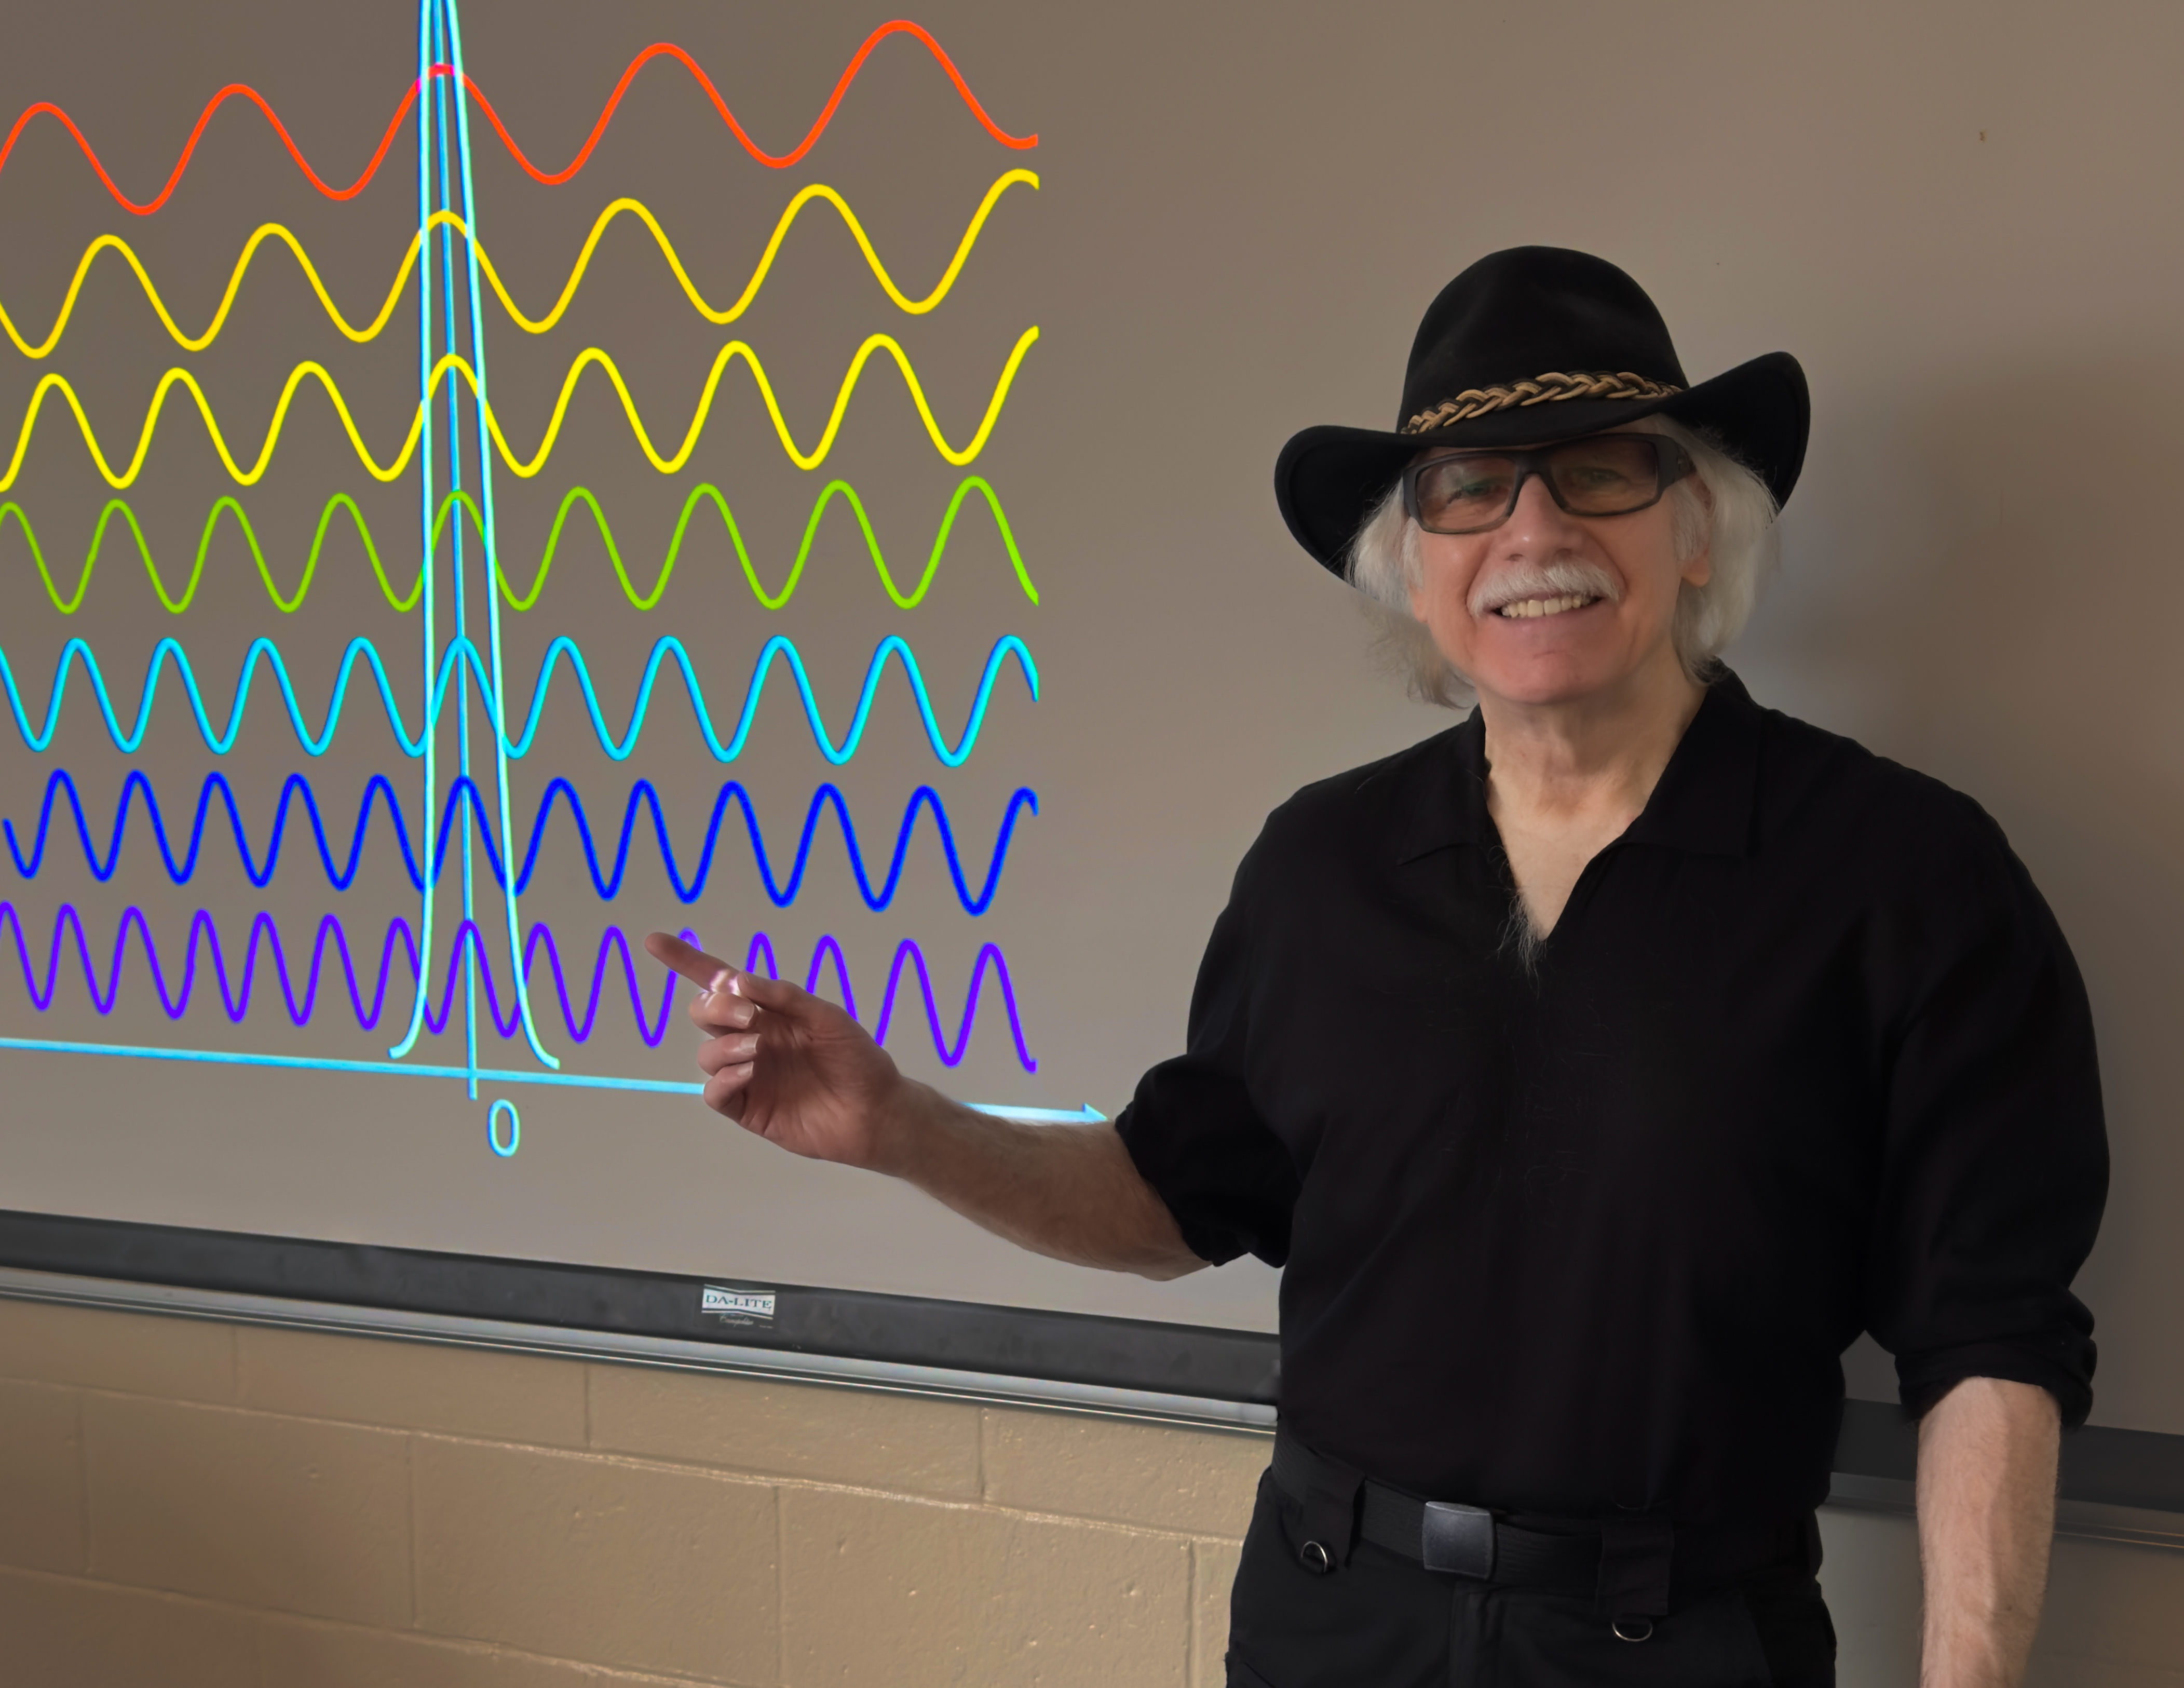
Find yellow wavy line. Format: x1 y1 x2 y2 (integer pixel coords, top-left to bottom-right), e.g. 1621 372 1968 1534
0 329 1041 489
0 171 1039 358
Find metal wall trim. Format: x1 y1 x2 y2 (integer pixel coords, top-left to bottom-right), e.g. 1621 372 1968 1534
1824 1473 2184 1554
0 1265 1278 1434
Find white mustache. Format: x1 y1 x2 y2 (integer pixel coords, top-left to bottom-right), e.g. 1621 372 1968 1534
1468 558 1622 618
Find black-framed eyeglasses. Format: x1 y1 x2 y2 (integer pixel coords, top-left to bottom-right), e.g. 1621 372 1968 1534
1402 434 1694 535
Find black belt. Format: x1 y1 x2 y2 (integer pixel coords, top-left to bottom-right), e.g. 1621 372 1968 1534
1270 1428 1599 1592
1268 1428 1817 1627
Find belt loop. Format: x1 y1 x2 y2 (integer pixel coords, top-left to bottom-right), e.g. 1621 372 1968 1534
1800 1510 1824 1577
1597 1506 1674 1619
1302 1457 1364 1572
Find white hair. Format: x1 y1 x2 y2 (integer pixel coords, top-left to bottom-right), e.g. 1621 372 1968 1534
1345 414 1781 707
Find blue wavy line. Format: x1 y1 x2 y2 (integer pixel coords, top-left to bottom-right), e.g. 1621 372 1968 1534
0 632 1037 765
3 769 1036 914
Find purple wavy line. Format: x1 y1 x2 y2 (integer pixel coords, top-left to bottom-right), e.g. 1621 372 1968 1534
0 902 1034 1069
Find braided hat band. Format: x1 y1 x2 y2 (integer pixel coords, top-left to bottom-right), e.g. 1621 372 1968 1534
1402 370 1685 436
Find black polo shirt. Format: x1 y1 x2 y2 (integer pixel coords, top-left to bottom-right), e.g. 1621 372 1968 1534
1117 672 2106 1529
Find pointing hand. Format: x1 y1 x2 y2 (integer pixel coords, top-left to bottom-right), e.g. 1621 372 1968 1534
645 931 906 1170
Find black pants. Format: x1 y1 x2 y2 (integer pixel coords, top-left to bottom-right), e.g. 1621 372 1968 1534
1227 1474 1837 1688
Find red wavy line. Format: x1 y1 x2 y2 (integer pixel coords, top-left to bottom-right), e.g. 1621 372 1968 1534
470 26 1035 181
0 20 1035 217
0 82 418 215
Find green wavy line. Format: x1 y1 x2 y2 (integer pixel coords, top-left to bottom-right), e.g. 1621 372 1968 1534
0 477 1038 615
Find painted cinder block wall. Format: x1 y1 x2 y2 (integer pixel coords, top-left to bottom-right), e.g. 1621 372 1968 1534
1 1294 2181 1687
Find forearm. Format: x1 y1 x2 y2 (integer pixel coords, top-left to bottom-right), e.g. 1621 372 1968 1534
649 931 1205 1280
871 1080 1205 1279
1916 1376 2061 1687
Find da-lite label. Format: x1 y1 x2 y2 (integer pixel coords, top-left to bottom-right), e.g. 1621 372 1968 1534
701 1286 776 1321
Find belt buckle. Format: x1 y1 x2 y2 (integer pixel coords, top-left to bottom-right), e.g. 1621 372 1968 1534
1420 1501 1495 1578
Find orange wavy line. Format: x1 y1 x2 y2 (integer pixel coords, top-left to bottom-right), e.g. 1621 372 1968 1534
471 28 1034 182
0 20 1035 217
0 82 416 214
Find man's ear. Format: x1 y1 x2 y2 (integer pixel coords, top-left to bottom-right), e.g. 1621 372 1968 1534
1681 467 1715 586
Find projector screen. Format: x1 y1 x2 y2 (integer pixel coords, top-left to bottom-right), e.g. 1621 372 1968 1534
4 0 2182 1440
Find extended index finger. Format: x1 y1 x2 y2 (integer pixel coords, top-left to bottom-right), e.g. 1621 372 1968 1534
645 931 737 992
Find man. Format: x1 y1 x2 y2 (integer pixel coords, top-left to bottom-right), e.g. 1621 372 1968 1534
649 247 2107 1687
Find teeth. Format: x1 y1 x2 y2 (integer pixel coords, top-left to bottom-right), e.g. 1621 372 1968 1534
1496 593 1593 619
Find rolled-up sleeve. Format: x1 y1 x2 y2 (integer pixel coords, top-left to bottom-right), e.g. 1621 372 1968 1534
1114 844 1299 1268
1865 800 2110 1424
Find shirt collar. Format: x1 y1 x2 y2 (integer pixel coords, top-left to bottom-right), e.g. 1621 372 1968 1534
1391 669 1765 865
1622 670 1764 857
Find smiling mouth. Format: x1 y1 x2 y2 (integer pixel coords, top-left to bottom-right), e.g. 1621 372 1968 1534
1493 593 1600 620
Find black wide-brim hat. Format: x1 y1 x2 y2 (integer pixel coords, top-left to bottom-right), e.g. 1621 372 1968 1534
1274 246 1809 574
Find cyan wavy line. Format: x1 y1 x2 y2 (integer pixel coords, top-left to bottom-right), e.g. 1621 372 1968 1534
0 632 1036 764
4 769 1035 914
0 903 1034 1069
